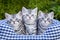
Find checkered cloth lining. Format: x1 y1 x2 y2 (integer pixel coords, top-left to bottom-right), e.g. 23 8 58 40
0 19 60 40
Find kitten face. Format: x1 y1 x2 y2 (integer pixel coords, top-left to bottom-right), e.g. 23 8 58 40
5 11 22 30
38 11 54 27
22 7 37 35
22 7 37 24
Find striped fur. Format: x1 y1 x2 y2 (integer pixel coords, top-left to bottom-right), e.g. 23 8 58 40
5 11 26 35
22 7 37 35
38 11 54 35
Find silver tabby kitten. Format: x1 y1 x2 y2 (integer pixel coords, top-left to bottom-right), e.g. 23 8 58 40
38 11 54 35
5 11 26 35
22 7 37 35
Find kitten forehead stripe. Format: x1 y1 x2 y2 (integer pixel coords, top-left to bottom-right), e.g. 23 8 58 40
28 9 31 14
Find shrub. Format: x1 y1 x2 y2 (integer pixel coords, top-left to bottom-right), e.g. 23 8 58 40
0 0 60 20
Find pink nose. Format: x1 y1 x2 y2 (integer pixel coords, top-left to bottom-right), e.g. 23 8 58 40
29 17 31 19
13 21 15 24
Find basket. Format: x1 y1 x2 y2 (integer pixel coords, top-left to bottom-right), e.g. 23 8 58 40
0 19 60 40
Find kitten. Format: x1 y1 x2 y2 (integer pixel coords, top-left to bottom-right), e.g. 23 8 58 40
38 11 54 35
5 11 26 35
22 7 37 35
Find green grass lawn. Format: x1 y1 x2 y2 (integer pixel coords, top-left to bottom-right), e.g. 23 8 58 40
0 0 60 20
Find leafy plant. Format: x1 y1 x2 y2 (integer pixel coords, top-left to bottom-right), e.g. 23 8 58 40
0 0 60 21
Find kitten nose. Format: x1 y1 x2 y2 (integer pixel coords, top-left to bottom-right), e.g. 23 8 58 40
29 17 31 19
13 21 15 24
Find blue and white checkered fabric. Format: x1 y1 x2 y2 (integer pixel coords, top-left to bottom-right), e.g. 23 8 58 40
0 19 60 40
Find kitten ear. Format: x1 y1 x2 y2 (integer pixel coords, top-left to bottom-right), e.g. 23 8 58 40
16 11 22 18
17 11 21 15
38 11 45 18
16 11 22 17
22 7 28 13
32 7 38 14
48 12 54 19
5 13 11 19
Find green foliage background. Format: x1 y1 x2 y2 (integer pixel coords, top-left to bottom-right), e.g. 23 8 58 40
0 0 60 20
